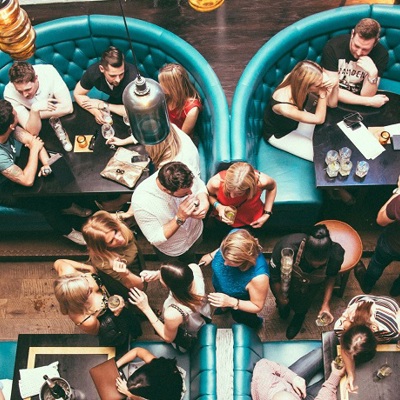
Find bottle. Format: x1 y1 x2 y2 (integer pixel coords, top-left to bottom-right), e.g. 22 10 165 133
43 375 67 399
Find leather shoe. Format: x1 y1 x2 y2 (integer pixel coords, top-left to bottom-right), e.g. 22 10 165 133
62 203 93 218
354 264 374 294
286 314 305 340
277 303 290 320
390 277 400 297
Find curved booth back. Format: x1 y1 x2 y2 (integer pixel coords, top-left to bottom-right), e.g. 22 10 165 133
0 15 230 181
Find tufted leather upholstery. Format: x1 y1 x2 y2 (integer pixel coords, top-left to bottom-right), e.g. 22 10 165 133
232 324 322 400
0 15 230 232
230 5 400 229
0 341 17 380
133 324 217 400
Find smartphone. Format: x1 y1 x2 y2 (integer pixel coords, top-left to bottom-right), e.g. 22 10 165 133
131 155 149 163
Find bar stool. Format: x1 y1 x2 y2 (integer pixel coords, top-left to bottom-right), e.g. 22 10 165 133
316 220 363 297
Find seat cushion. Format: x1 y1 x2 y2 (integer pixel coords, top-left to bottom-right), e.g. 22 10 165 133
0 341 17 380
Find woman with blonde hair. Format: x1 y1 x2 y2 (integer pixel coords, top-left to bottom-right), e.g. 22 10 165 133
158 63 202 137
128 262 211 350
207 162 276 235
53 259 141 345
82 211 144 293
263 60 338 161
200 229 270 329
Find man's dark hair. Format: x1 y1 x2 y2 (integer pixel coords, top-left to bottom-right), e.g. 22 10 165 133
0 100 15 136
304 224 332 264
158 161 194 193
8 61 36 84
354 18 381 40
100 46 125 69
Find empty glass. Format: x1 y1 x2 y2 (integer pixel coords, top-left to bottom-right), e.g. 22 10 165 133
339 147 352 161
325 150 339 165
339 159 352 176
374 363 392 381
101 123 115 149
355 161 369 178
379 131 390 145
99 102 113 124
315 312 333 326
326 161 340 178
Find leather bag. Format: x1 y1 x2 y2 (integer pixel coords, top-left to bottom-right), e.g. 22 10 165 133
169 304 197 352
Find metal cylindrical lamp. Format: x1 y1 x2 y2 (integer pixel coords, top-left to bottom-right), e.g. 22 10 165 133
0 0 36 60
123 75 170 145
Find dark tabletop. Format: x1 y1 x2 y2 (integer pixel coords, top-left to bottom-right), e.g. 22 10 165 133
13 105 150 197
313 91 400 188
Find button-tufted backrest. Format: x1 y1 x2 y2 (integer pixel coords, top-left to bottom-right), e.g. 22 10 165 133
0 15 230 180
230 4 400 162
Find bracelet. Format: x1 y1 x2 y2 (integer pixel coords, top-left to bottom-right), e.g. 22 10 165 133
233 298 240 310
208 252 214 260
319 94 326 99
150 318 159 325
213 201 220 209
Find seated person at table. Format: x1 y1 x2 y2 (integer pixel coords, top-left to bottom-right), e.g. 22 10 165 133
334 295 399 393
158 63 202 138
129 262 211 350
321 18 389 108
207 162 276 238
270 225 344 339
0 100 89 245
53 264 141 345
82 211 144 295
3 61 73 137
74 46 137 124
251 347 346 400
263 60 338 161
115 347 183 400
200 229 270 330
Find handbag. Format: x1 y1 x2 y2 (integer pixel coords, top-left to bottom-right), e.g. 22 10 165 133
169 304 197 351
100 147 149 189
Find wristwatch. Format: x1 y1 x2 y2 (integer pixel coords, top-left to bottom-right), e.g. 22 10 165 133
263 210 273 216
367 76 378 84
175 215 186 226
393 187 400 195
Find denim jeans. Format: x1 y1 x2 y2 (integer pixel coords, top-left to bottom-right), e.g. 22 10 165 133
289 347 324 400
366 233 400 283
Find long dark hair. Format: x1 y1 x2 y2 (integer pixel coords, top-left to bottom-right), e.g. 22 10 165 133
160 262 204 311
303 224 332 264
127 357 183 400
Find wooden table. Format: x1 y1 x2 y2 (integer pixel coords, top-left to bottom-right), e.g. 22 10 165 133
13 105 150 197
313 91 400 188
11 334 116 400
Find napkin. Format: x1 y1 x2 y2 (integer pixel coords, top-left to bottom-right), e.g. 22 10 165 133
337 121 385 160
19 361 60 398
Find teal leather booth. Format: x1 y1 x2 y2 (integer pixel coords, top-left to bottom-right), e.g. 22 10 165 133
0 15 230 232
233 324 322 400
230 5 400 229
0 341 17 380
133 324 217 400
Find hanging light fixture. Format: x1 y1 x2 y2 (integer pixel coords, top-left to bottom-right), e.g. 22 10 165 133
118 0 170 145
188 0 225 12
0 0 36 61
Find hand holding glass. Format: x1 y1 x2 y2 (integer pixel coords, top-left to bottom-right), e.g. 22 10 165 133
101 124 116 149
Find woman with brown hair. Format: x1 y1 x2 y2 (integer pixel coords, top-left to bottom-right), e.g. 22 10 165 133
335 295 400 393
200 229 270 330
207 161 277 235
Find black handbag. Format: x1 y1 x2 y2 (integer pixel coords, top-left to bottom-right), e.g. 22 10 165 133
169 304 197 352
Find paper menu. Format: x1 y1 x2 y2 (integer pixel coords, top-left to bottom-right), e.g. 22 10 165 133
337 121 385 160
383 123 400 136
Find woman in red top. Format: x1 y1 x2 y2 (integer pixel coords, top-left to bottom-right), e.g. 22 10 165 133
207 162 277 230
158 63 202 137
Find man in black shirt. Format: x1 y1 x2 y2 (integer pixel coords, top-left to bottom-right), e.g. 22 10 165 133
270 225 344 339
74 46 137 124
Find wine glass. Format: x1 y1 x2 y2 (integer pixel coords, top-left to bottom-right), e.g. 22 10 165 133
101 123 115 149
123 114 138 144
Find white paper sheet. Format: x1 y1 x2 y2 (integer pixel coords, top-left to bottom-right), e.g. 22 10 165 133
384 123 400 136
19 361 60 398
337 121 385 160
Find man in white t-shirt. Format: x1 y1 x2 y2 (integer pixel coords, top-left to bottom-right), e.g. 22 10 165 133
4 61 73 136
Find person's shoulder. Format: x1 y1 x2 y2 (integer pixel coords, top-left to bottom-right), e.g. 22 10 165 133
326 33 350 46
371 41 388 56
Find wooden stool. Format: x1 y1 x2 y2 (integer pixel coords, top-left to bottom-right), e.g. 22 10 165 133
316 220 363 297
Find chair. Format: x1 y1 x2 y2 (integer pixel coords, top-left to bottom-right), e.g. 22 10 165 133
316 220 363 297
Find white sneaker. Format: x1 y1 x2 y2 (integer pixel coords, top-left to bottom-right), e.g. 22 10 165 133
54 127 73 152
63 228 86 246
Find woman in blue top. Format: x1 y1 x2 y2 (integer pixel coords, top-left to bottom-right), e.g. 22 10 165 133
200 229 270 329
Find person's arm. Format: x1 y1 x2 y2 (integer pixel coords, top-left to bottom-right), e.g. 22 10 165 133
191 191 209 220
318 276 336 322
250 172 277 228
376 176 400 226
181 107 200 136
53 259 96 275
115 347 156 368
106 136 135 147
112 259 144 290
207 174 235 225
73 81 105 124
128 288 183 342
208 275 269 314
314 361 345 400
199 249 218 266
270 281 289 307
341 348 358 394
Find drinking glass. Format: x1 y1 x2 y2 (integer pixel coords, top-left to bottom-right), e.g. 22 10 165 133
339 147 352 162
326 161 340 178
379 131 390 145
355 161 369 178
123 114 138 144
339 159 352 176
224 206 237 223
325 150 339 165
374 363 392 380
99 102 113 124
315 312 333 326
281 248 294 275
108 295 122 311
76 135 87 148
101 123 115 149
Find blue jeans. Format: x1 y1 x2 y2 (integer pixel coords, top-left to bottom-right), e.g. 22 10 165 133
289 347 324 400
366 233 400 283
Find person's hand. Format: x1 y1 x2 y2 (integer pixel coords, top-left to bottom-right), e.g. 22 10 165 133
177 194 198 220
217 205 234 225
397 174 400 189
81 98 101 110
331 360 346 378
115 377 130 396
38 165 52 177
31 99 58 113
112 259 129 276
106 136 125 147
208 292 236 308
191 196 209 220
26 135 44 153
346 375 358 394
292 376 306 398
140 270 160 282
357 56 378 77
321 72 335 93
317 307 334 325
367 94 389 108
199 252 214 267
250 213 270 228
111 295 125 317
128 287 150 311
